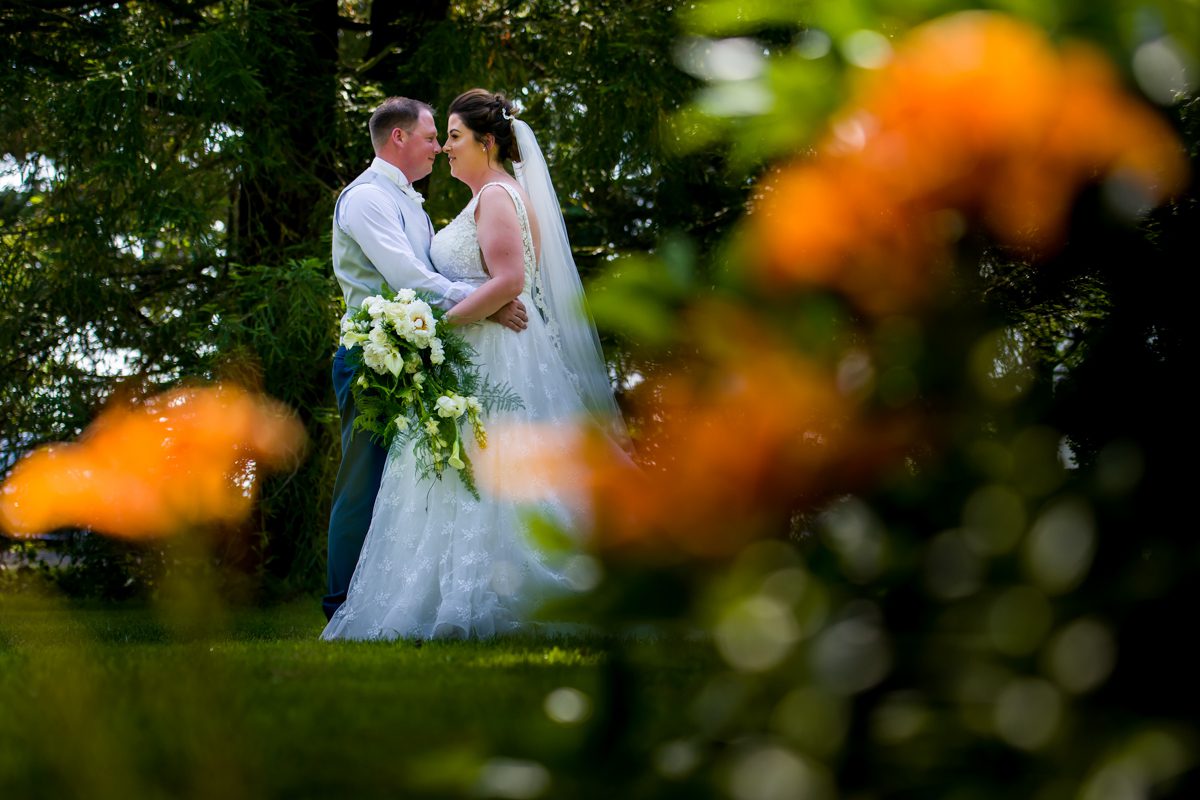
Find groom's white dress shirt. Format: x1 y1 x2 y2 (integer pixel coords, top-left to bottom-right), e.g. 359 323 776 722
332 157 472 322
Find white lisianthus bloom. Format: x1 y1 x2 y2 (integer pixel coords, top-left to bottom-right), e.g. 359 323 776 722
401 301 436 346
386 303 416 338
435 394 468 419
393 288 417 303
340 317 357 333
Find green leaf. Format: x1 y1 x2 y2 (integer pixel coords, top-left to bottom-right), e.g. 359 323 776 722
522 511 577 556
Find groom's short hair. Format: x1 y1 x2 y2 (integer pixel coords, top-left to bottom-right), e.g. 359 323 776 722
370 97 434 151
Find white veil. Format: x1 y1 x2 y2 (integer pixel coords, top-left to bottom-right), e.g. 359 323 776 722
511 119 629 445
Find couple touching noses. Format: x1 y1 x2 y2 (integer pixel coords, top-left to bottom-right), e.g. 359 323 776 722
323 91 625 640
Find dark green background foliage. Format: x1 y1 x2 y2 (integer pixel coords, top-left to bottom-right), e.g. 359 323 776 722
1 0 733 595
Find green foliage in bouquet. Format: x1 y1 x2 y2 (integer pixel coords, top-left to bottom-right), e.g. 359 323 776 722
341 288 523 499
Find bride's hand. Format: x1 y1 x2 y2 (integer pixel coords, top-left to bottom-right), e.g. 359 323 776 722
487 299 528 332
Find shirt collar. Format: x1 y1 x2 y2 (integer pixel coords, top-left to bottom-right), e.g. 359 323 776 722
369 157 412 188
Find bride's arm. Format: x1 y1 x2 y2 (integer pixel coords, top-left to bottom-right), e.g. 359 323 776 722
444 187 527 326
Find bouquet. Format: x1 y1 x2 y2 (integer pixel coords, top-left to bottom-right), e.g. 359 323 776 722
340 288 522 498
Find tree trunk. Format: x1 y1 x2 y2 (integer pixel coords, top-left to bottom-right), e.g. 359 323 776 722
234 0 340 265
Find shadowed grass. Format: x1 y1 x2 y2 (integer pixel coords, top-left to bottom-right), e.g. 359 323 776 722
0 596 714 799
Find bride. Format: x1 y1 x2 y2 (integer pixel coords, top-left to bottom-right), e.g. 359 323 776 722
322 89 625 641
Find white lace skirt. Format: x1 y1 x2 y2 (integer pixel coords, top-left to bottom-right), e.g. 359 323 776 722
321 293 590 641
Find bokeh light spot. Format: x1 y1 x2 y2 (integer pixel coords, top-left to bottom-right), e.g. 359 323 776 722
1132 37 1194 105
842 30 892 69
716 595 801 672
994 678 1063 750
697 81 773 117
1045 617 1117 694
817 497 887 583
771 687 848 758
543 687 591 725
795 29 832 60
728 745 833 800
474 758 551 800
1024 498 1096 594
811 602 891 694
674 36 766 82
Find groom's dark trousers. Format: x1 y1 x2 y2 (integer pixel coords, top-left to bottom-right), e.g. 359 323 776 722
323 345 388 621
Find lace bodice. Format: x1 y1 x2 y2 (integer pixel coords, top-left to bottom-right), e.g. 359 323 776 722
430 182 540 294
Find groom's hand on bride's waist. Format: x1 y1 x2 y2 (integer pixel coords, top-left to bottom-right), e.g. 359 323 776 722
489 299 528 332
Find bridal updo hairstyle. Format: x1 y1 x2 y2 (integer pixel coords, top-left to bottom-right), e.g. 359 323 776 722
448 89 520 162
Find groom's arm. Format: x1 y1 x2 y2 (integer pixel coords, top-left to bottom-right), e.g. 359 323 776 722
338 185 473 310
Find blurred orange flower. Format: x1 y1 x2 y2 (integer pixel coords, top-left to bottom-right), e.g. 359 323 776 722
0 384 306 539
483 305 916 559
751 11 1188 313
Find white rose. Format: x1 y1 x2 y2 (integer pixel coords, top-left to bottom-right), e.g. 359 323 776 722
394 288 417 303
362 295 387 319
362 342 389 374
368 323 390 347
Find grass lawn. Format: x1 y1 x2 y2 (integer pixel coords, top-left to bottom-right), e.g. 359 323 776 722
0 594 716 799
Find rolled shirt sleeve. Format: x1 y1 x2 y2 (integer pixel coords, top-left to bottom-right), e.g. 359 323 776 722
338 185 473 309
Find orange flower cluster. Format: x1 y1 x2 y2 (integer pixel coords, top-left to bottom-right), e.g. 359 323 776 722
0 384 306 539
483 307 915 559
587 348 844 559
752 12 1188 315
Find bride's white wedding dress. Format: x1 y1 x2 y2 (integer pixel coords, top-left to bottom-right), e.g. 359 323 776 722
321 182 591 641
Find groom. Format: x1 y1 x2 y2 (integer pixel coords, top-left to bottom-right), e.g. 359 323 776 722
324 96 528 620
